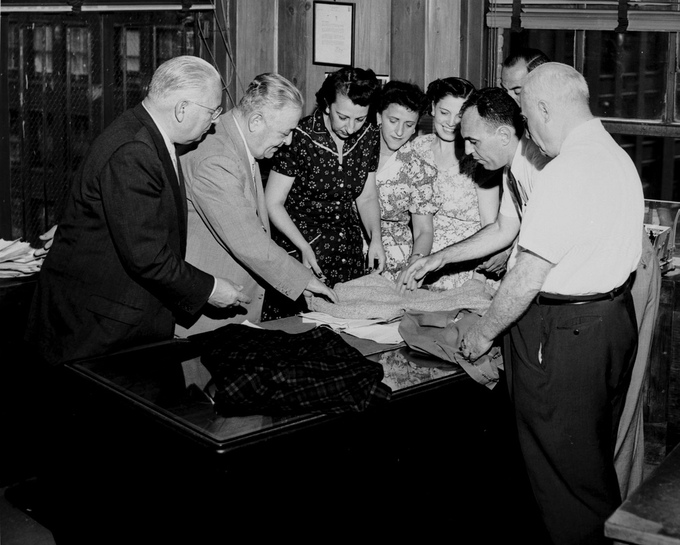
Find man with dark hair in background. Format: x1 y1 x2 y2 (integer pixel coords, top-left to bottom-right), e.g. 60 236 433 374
501 47 551 104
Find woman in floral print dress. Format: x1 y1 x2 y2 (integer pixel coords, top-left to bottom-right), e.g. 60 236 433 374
403 77 501 291
373 80 433 283
262 67 385 319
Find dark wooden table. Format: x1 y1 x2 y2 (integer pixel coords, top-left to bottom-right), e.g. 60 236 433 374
606 441 680 544
64 317 468 454
47 318 544 544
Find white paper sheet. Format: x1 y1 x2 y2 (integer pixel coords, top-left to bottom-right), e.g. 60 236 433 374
300 312 403 344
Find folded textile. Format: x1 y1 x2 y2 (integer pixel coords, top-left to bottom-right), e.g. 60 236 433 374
398 309 503 390
191 323 392 416
309 273 495 321
0 239 43 278
300 312 403 344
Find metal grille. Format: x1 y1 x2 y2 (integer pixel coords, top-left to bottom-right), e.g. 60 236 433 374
5 10 214 243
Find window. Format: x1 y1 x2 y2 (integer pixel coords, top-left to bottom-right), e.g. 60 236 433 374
157 28 180 65
68 27 90 77
33 25 55 74
8 24 19 71
488 0 680 200
2 10 215 242
120 29 141 73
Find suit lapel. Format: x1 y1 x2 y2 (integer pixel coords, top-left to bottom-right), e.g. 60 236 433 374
175 150 188 254
133 104 188 254
253 161 270 233
223 113 269 233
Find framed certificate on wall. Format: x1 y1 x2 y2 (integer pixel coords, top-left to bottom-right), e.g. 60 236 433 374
313 2 355 67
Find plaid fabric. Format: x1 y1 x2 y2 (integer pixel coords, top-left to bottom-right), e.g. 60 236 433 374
193 324 392 416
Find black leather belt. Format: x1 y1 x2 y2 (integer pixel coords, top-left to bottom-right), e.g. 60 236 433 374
535 274 634 306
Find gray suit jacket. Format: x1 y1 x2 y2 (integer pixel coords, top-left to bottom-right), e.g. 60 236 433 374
176 110 312 335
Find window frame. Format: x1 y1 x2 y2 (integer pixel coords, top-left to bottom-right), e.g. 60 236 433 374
488 0 680 133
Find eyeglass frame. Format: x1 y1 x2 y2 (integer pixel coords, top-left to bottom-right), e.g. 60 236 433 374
186 100 223 120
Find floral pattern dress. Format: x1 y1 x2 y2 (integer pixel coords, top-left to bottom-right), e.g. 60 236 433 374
377 142 437 281
399 133 486 291
262 109 380 319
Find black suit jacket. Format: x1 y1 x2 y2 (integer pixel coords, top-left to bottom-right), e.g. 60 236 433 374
26 103 214 364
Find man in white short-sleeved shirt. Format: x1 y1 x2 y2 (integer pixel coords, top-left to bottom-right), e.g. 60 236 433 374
464 63 643 545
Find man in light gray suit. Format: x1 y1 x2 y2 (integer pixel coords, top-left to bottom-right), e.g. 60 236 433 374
176 73 338 336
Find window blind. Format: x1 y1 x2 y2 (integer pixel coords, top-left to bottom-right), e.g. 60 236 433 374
487 1 680 32
1 0 215 13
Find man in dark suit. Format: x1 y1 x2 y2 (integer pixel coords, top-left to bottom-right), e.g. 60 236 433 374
26 55 250 365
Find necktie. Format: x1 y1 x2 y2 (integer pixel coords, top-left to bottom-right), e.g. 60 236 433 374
506 168 523 219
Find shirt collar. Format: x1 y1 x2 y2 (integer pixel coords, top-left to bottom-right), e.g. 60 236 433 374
142 102 177 164
307 108 374 146
561 117 602 151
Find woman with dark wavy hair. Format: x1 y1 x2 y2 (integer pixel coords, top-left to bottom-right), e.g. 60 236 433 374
395 77 501 290
263 67 385 319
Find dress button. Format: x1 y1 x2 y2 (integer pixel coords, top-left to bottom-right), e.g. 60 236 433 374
335 215 340 220
341 258 347 264
574 329 580 335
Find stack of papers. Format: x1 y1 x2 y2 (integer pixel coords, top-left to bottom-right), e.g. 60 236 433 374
0 239 43 278
300 312 403 344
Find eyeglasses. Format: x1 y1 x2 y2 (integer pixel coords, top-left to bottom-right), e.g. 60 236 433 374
187 100 223 120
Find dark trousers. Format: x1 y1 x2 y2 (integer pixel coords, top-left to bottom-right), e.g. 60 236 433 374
509 289 637 545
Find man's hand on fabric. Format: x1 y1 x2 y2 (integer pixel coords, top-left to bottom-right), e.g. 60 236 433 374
459 325 494 363
303 277 339 304
398 253 444 294
210 278 252 308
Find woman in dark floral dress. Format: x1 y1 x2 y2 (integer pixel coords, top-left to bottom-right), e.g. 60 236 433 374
262 67 385 319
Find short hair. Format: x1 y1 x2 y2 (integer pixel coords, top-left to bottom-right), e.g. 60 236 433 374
503 48 551 73
426 77 476 106
147 55 220 100
522 62 590 110
315 67 381 110
376 80 428 116
460 87 524 137
238 73 304 116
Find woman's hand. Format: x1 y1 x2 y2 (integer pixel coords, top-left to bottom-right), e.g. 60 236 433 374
300 244 325 281
366 238 385 273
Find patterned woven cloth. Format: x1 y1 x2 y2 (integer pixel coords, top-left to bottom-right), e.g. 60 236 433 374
309 273 496 321
192 323 392 416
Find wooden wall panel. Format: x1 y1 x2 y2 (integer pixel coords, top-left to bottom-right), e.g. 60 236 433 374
279 0 391 116
354 0 391 76
217 0 488 115
278 0 310 108
215 0 237 109
390 0 427 88
460 0 492 88
234 0 279 103
425 0 462 83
